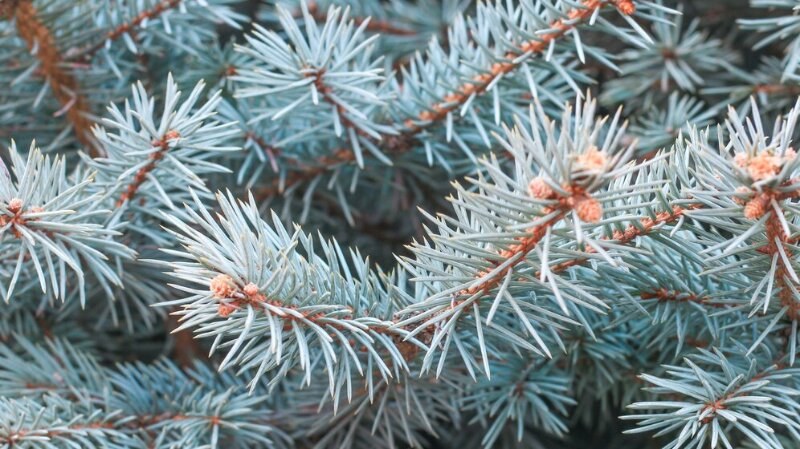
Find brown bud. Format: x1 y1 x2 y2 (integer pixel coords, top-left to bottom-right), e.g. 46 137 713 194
616 0 635 15
574 196 602 223
164 129 181 141
419 110 436 121
6 198 23 214
218 302 237 317
210 274 236 299
574 146 607 173
243 283 260 297
743 194 769 220
528 177 554 199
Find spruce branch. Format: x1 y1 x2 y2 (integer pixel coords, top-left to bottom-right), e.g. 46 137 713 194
540 203 696 276
600 9 736 109
0 0 243 157
233 3 396 168
253 147 354 197
8 1 800 448
305 1 418 37
395 93 644 374
706 57 800 114
0 397 137 449
624 350 800 449
741 0 800 81
156 190 422 391
593 236 749 358
0 337 291 449
286 370 458 449
462 357 575 447
399 0 637 138
0 143 134 305
63 74 241 332
75 0 244 60
679 99 800 320
6 0 96 154
234 0 672 206
81 0 182 58
383 0 666 164
86 74 239 213
628 93 717 157
275 0 469 65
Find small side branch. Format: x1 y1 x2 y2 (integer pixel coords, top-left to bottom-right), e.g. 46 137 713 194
116 130 180 207
398 0 636 139
306 2 417 36
80 0 183 58
11 0 96 154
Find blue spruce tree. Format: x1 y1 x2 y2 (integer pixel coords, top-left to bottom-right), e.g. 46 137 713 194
4 0 800 448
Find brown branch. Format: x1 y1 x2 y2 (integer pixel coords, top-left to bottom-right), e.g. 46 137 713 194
207 275 422 360
10 0 96 154
541 181 800 319
79 0 182 59
397 0 635 139
545 205 697 275
0 412 227 446
1 421 116 445
753 83 800 96
116 130 180 207
253 147 355 197
441 184 606 314
738 180 800 320
639 287 727 309
131 411 222 428
306 2 417 36
463 211 569 298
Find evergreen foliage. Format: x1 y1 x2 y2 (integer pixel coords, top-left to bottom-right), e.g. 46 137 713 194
5 0 800 448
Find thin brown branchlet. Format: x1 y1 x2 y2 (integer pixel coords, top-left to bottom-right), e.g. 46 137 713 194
407 0 635 134
0 422 117 445
305 1 418 37
116 129 181 207
764 199 799 319
207 273 423 360
7 0 96 154
79 0 183 58
541 205 695 276
640 288 727 309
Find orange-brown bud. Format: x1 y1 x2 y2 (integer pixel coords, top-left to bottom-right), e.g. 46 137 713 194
574 196 602 223
528 177 555 199
218 302 237 317
243 283 260 297
6 198 23 214
615 0 635 15
210 274 236 299
743 194 769 219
